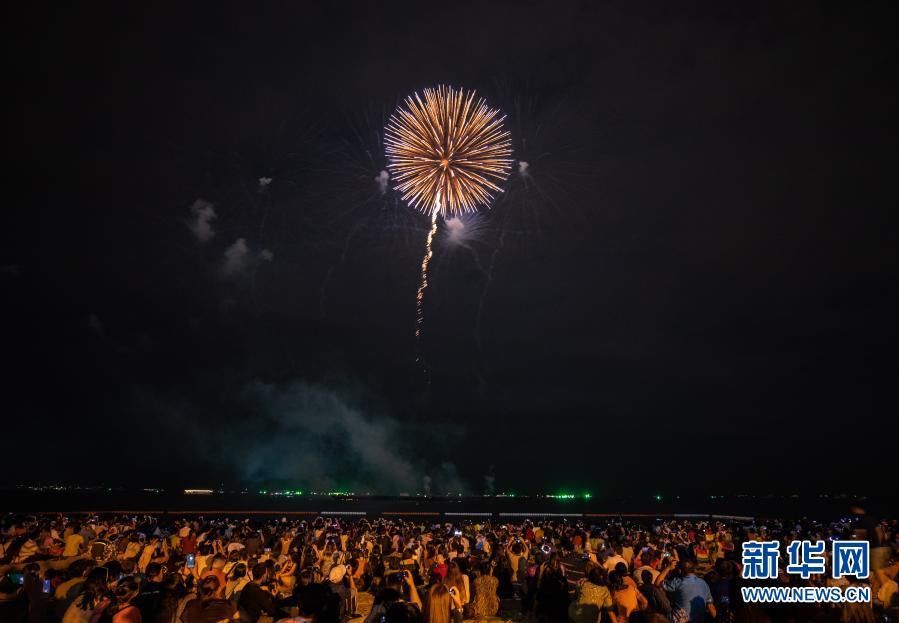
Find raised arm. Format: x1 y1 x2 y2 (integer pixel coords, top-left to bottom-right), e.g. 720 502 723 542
405 572 422 610
654 559 673 587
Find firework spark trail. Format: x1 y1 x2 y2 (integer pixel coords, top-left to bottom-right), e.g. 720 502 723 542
415 206 440 351
385 85 512 369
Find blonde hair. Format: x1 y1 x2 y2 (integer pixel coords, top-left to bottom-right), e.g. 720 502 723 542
445 562 467 602
425 583 452 623
840 602 876 623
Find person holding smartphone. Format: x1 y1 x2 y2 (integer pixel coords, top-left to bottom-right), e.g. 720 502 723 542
237 563 287 623
444 562 468 608
424 583 463 623
21 563 55 623
364 569 422 623
61 568 110 623
89 576 142 623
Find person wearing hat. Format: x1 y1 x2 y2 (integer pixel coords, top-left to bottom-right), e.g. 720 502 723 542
326 564 359 619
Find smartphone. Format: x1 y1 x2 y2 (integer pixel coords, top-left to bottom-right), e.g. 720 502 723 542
42 579 52 594
9 572 24 585
389 571 407 584
186 553 196 569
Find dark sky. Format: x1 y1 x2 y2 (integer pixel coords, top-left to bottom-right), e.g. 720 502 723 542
4 1 897 497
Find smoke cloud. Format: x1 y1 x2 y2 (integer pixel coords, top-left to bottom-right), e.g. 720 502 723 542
445 217 465 243
432 462 466 496
518 161 530 177
223 238 250 276
87 313 104 337
222 239 274 276
484 464 496 495
375 170 390 195
443 213 485 248
142 381 471 494
234 382 422 491
187 199 217 243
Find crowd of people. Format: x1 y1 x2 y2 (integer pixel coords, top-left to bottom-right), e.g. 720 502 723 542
1 512 896 623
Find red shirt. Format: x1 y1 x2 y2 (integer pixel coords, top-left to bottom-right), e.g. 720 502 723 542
181 536 197 554
431 563 448 580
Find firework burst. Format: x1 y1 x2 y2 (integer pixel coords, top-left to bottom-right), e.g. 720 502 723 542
385 85 512 371
385 85 513 217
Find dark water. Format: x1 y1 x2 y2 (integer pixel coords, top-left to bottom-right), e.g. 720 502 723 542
2 489 888 520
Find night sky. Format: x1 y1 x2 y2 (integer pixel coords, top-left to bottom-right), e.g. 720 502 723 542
5 2 897 497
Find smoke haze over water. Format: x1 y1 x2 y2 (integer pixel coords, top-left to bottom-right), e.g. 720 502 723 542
143 381 471 494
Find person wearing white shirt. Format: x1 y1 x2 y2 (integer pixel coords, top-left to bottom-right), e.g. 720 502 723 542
633 565 659 586
603 547 627 573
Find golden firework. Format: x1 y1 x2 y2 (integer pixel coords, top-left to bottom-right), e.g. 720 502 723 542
385 85 513 217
